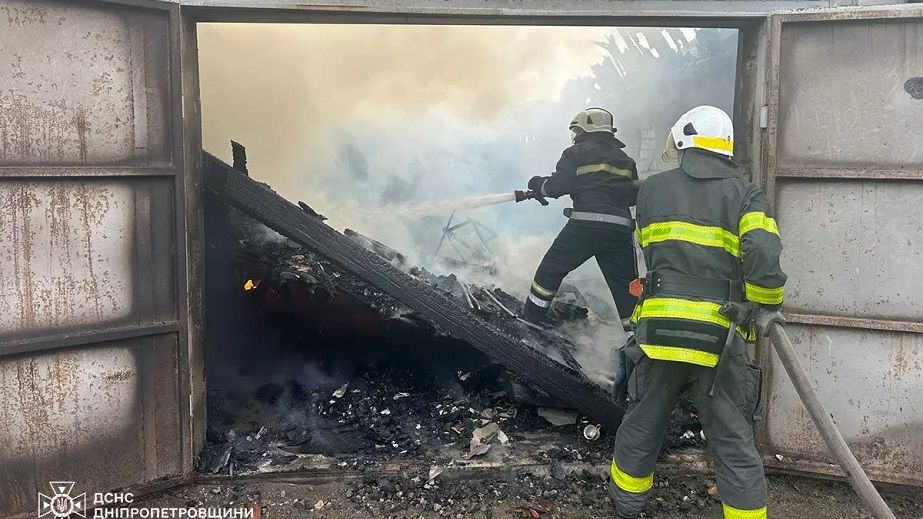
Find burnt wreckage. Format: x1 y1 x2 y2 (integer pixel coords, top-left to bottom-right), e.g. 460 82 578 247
200 151 706 474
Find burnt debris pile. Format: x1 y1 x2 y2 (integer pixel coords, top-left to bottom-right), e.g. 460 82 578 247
199 150 704 477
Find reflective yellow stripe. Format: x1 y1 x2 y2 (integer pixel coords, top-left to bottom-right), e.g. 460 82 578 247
639 221 740 257
637 297 753 337
723 503 767 519
530 281 555 298
640 344 720 367
630 302 642 324
741 326 758 342
610 458 653 494
576 163 633 178
639 297 731 328
739 211 779 237
693 135 734 153
745 282 784 305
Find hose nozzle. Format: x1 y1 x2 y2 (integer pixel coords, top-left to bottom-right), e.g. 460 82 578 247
514 190 549 206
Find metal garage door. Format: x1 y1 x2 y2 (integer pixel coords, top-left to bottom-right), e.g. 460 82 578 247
0 0 190 516
759 5 923 487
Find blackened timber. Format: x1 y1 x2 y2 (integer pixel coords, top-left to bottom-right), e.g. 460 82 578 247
202 152 625 428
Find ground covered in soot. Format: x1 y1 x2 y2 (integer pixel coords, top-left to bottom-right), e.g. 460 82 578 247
199 331 706 478
144 471 923 519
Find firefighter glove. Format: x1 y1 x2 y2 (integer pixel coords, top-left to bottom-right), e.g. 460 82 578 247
528 175 547 193
719 301 756 324
754 306 785 336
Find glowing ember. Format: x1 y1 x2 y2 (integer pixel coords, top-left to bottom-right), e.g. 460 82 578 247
243 279 257 291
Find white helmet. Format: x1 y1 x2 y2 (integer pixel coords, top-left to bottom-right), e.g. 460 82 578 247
665 106 734 159
569 107 615 134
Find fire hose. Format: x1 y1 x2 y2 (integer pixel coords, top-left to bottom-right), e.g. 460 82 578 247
514 189 549 206
767 322 896 519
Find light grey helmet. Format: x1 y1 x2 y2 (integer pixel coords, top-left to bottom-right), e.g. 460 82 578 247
569 107 616 134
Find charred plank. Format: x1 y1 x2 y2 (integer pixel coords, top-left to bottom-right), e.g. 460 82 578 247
202 152 625 428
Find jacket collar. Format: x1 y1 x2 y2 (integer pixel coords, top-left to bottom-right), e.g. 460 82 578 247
576 131 627 149
680 148 741 179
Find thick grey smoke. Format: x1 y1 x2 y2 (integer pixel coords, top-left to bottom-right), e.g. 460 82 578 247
198 24 737 347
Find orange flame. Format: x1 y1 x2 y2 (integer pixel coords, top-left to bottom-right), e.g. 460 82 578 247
243 279 258 291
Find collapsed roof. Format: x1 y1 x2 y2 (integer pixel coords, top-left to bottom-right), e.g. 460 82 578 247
202 152 625 428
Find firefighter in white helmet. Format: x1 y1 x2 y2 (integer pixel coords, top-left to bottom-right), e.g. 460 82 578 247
521 108 639 329
609 105 786 519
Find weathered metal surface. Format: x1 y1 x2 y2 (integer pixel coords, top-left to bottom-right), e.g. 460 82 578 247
785 312 923 335
0 1 188 517
0 336 183 514
0 178 178 343
0 180 134 336
761 8 923 488
775 167 923 181
763 324 923 486
170 0 901 16
776 179 922 321
776 17 923 169
180 12 207 463
0 1 172 166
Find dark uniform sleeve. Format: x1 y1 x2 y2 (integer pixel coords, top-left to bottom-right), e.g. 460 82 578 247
628 161 640 205
738 185 787 309
539 147 578 198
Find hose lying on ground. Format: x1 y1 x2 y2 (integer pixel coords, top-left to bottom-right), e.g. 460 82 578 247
767 322 896 519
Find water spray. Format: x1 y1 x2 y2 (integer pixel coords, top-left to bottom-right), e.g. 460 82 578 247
391 190 547 219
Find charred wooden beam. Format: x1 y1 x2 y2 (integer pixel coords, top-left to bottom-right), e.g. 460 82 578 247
202 152 625 428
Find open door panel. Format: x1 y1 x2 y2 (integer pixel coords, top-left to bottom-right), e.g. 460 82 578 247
0 1 190 516
759 5 923 488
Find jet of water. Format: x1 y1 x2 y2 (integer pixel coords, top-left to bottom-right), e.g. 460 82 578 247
391 192 517 219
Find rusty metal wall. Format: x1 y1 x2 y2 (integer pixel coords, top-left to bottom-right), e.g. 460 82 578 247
0 178 177 340
776 179 922 321
764 325 923 485
776 18 923 169
0 336 182 513
0 1 188 516
0 2 172 166
761 8 923 487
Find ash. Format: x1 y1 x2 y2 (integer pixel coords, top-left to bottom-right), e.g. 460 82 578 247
200 198 705 479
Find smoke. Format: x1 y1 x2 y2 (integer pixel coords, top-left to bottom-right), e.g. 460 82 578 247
198 23 738 315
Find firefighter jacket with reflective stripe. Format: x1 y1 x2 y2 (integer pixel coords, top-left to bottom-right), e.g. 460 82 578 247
538 132 639 220
631 149 786 367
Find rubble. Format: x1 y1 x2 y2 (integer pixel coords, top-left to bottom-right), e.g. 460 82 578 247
199 151 710 482
537 408 578 427
145 471 923 519
203 151 625 427
201 360 615 475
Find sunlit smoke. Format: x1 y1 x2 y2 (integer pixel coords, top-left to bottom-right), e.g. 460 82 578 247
198 23 738 322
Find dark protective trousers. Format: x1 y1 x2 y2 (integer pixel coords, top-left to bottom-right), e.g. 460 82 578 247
523 222 636 325
609 339 767 519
